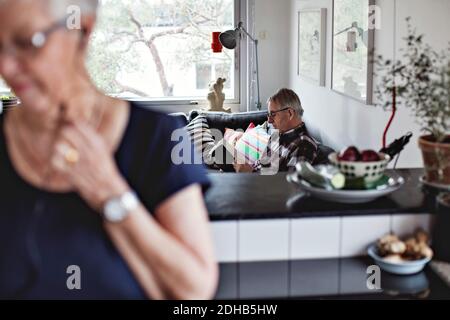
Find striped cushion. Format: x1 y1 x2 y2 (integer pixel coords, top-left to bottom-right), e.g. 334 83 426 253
185 114 215 158
235 125 270 164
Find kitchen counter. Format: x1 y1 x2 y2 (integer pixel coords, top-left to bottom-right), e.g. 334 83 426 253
206 168 438 221
206 168 440 263
215 257 450 300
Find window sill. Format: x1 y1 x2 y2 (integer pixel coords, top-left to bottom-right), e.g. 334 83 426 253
128 100 246 114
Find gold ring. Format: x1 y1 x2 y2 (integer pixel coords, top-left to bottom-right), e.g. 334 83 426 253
64 147 80 165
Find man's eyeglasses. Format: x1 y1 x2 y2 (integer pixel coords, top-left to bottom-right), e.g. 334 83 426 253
0 20 67 59
267 107 291 119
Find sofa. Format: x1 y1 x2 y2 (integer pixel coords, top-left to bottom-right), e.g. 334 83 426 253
172 110 335 171
170 110 268 131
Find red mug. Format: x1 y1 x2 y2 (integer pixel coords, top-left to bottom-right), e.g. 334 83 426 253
212 32 223 53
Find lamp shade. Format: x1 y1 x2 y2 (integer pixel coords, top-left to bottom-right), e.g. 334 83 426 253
219 30 238 50
218 22 262 110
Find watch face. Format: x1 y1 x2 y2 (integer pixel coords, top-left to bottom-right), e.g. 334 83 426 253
103 192 139 223
105 199 125 223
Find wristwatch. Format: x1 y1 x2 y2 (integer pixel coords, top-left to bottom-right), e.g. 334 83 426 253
103 191 139 223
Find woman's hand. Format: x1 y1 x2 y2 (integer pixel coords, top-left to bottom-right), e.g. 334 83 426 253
51 121 130 212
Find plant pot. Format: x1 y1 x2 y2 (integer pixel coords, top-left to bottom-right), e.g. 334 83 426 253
418 135 450 186
438 193 450 211
431 193 450 262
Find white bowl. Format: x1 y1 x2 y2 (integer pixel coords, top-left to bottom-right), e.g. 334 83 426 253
287 172 404 204
368 245 431 275
329 152 390 183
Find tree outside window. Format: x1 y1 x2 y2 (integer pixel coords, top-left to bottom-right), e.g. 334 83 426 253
87 0 237 102
196 62 232 90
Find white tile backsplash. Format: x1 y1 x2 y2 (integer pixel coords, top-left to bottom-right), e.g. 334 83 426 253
239 219 290 262
211 221 238 263
291 218 341 259
391 214 433 238
212 214 431 262
341 215 391 257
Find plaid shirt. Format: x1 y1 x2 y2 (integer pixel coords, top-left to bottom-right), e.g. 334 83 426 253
254 123 318 173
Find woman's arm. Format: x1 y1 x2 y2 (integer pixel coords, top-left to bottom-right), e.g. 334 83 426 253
104 184 218 300
51 121 218 299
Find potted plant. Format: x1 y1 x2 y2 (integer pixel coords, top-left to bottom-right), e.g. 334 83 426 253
375 17 450 186
0 93 18 110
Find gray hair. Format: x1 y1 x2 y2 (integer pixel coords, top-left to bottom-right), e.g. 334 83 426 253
47 0 98 19
268 88 304 117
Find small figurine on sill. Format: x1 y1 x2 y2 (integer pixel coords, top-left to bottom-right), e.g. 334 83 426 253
206 77 231 113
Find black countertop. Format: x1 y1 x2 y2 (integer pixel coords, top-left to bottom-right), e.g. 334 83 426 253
205 168 438 221
215 257 450 300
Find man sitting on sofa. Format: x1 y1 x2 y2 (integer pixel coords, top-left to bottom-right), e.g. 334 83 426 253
234 88 318 173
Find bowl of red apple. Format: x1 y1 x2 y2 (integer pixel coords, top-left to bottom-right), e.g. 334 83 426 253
329 146 390 183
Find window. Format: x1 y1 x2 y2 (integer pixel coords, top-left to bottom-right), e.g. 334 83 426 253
195 62 232 90
0 78 10 94
196 64 212 90
87 0 239 104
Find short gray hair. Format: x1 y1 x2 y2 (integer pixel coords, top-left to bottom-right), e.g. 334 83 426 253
268 88 304 117
47 0 98 19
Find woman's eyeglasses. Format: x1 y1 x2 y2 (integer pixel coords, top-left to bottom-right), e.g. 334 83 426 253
267 107 291 119
0 20 67 58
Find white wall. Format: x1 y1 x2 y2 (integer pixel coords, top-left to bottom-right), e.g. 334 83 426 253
254 0 291 107
288 0 450 168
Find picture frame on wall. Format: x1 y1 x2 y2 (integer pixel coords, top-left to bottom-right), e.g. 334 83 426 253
332 0 375 104
298 8 327 86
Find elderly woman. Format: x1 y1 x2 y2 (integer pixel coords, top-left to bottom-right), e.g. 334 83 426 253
0 0 218 299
